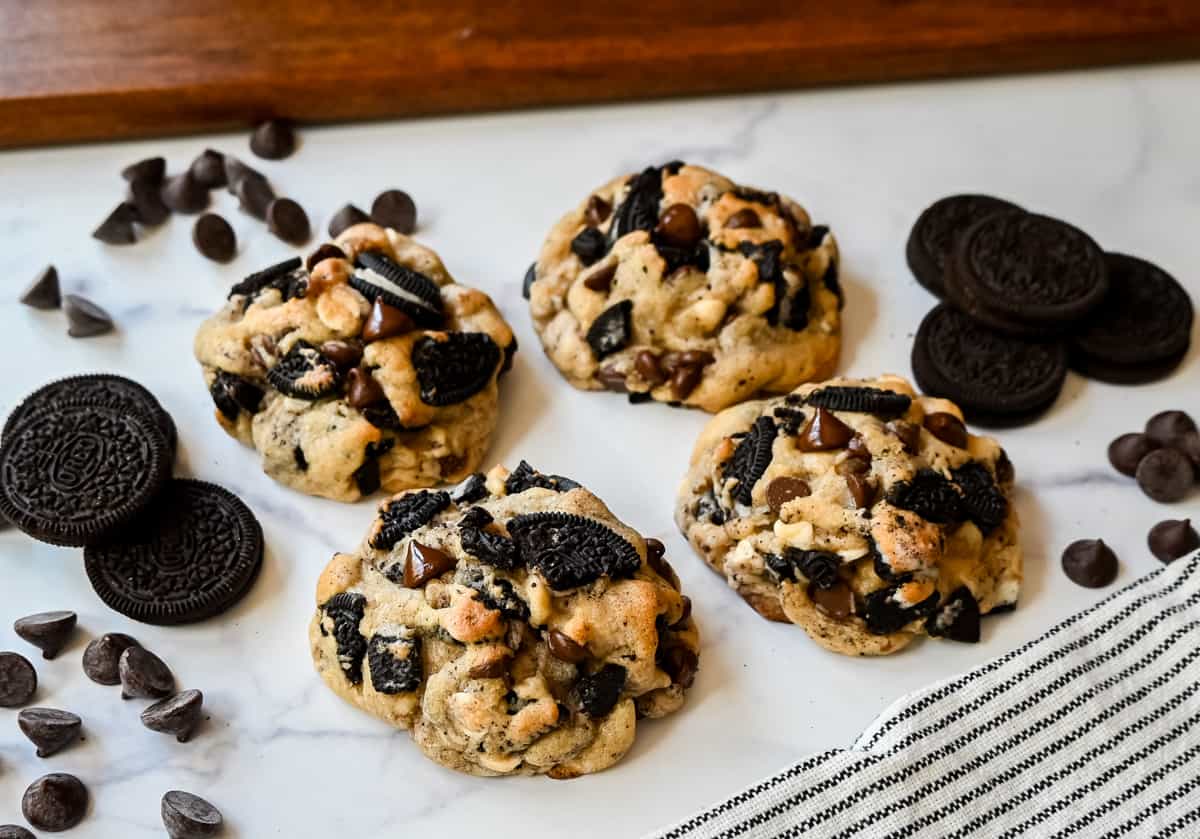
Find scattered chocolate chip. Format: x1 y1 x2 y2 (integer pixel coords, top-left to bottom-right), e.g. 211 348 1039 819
92 202 138 244
1061 539 1118 588
0 652 37 707
142 689 204 742
362 297 414 341
13 611 76 659
129 177 171 226
161 172 209 214
1108 432 1159 477
221 155 260 192
20 265 61 310
1145 410 1197 449
22 773 88 832
370 189 417 234
766 476 811 512
189 149 226 189
585 195 612 227
1135 448 1195 503
635 350 665 386
1148 518 1199 564
119 646 174 700
192 213 236 262
329 203 370 238
924 412 968 448
18 707 82 757
235 173 275 220
82 633 141 685
162 790 223 839
266 197 310 245
306 243 346 272
547 630 588 663
582 261 617 292
63 294 114 338
250 119 296 160
725 208 761 229
655 203 701 248
121 156 166 184
319 340 363 370
404 541 456 587
346 367 387 408
796 407 855 452
810 580 853 620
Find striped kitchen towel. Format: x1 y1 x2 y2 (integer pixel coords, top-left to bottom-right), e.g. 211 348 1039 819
652 552 1200 839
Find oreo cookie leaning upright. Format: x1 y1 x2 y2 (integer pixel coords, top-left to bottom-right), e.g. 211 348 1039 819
905 194 1022 298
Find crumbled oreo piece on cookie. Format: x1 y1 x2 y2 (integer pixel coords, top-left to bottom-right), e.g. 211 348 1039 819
412 332 501 406
951 462 1008 534
320 592 368 684
451 472 488 505
352 439 395 496
571 227 609 266
267 341 341 399
886 468 964 524
724 416 777 505
508 512 641 590
352 252 443 328
609 166 664 242
572 663 627 717
459 517 521 570
371 490 451 550
864 586 939 635
586 300 633 359
505 460 581 494
227 256 303 300
209 371 263 421
925 586 981 643
367 632 422 694
803 386 912 418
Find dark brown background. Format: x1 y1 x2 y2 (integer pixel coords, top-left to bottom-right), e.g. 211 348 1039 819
3 0 1199 148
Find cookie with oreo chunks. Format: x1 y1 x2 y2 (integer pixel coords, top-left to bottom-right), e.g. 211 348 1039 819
676 374 1020 657
527 162 841 412
1068 252 1193 384
310 462 699 777
905 194 1023 298
194 222 515 502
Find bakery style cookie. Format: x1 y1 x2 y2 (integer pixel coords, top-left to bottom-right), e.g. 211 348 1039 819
194 224 515 501
527 162 841 412
309 462 698 778
675 375 1020 656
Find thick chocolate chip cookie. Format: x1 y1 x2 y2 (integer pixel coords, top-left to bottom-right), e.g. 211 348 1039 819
309 462 699 777
194 224 515 501
528 162 841 412
676 375 1020 656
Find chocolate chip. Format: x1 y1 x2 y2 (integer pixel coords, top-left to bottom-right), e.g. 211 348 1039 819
671 364 703 399
572 228 608 265
522 262 537 299
121 156 166 184
161 790 223 839
658 644 698 688
82 633 141 684
346 367 387 408
468 657 508 679
766 476 811 512
306 243 347 272
597 364 628 392
582 262 617 292
635 350 665 385
655 203 702 248
924 412 968 449
1148 518 1199 564
1145 410 1196 449
371 189 417 234
1179 431 1200 474
329 203 370 238
18 707 82 757
674 595 693 626
161 172 209 214
1136 448 1195 503
796 407 854 451
843 472 876 509
995 449 1015 484
1061 539 1118 588
318 340 363 370
222 155 262 193
142 689 204 743
547 629 588 663
129 177 171 226
404 541 456 587
0 652 37 707
13 611 76 659
92 202 138 244
810 580 853 620
119 646 174 700
189 149 226 189
22 773 88 832
250 119 296 159
585 195 612 227
192 213 237 262
724 208 762 229
362 296 414 341
64 294 114 338
266 197 310 245
1108 432 1159 477
20 265 61 310
645 539 681 589
235 173 275 220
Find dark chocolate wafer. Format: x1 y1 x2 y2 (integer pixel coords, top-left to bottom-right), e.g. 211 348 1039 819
905 194 1022 298
84 479 263 625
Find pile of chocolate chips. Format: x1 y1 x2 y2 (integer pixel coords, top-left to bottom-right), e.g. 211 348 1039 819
1108 410 1199 504
18 265 114 338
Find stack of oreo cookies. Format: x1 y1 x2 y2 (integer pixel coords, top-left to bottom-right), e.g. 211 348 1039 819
906 195 1193 425
1 375 262 624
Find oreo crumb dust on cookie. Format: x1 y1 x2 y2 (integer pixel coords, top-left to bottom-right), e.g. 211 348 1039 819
527 162 842 412
676 375 1020 656
194 222 516 501
309 463 699 777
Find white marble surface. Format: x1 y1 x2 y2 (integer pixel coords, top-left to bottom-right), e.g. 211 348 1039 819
1 61 1198 837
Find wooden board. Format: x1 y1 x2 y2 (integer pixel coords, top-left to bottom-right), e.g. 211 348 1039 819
3 0 1200 148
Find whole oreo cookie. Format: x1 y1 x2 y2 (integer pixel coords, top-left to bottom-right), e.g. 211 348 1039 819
912 304 1067 426
4 374 176 453
0 401 171 546
84 479 263 624
947 211 1108 334
905 194 1022 298
1069 253 1193 384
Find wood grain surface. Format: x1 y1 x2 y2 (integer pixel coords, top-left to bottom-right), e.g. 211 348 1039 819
3 1 1200 148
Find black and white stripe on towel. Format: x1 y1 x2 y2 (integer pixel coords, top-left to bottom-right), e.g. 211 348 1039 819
651 552 1200 839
